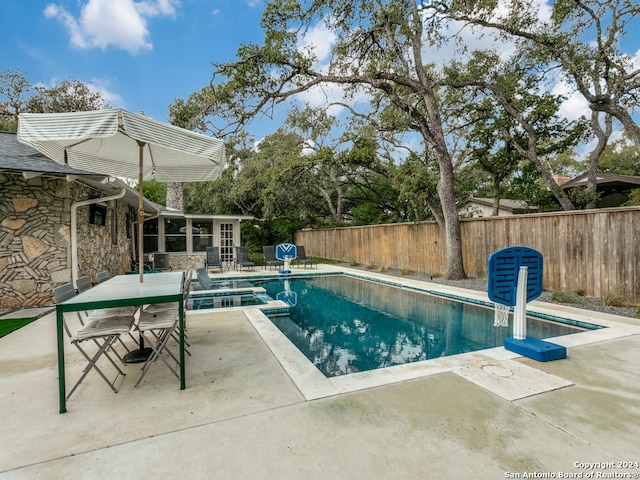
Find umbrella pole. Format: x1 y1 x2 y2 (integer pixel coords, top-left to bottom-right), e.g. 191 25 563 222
124 142 154 364
138 141 145 283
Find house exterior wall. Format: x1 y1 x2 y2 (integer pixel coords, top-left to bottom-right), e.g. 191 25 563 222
166 254 206 272
0 172 134 309
460 202 513 217
75 190 133 285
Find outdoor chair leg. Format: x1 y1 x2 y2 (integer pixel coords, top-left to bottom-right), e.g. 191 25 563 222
135 325 180 387
68 335 126 399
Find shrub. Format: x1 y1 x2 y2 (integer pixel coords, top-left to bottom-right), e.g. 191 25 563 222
400 268 415 276
551 290 586 305
603 285 637 307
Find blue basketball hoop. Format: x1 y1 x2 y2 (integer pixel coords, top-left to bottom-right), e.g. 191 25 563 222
487 246 565 361
487 246 543 307
276 243 297 274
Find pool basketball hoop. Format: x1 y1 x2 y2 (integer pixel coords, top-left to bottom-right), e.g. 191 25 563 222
487 246 566 362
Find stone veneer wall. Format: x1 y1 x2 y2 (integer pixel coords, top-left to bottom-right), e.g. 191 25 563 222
168 254 205 272
0 172 134 309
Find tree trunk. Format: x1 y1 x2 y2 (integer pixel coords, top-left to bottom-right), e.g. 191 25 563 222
492 178 501 216
596 103 640 153
490 88 575 210
534 161 575 211
585 112 612 209
437 158 467 279
405 0 466 280
426 195 445 227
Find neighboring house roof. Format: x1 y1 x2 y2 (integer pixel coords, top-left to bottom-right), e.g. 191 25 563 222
1 131 159 214
465 196 533 212
562 172 640 189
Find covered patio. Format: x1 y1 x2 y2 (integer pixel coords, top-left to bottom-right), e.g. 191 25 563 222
1 266 639 478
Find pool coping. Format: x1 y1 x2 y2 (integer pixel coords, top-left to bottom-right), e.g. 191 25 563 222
192 266 640 401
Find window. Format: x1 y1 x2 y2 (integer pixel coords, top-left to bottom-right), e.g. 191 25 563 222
220 223 234 263
191 220 213 252
89 203 108 226
142 218 159 253
165 217 186 252
138 216 242 255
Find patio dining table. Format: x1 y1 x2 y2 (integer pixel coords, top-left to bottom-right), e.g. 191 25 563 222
55 271 186 414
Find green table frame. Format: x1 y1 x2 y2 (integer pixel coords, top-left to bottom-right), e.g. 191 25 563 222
55 271 186 413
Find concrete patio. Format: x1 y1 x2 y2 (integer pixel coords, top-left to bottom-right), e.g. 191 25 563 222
1 266 639 479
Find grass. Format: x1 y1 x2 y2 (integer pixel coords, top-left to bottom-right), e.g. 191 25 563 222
550 290 586 305
0 317 38 338
313 257 341 265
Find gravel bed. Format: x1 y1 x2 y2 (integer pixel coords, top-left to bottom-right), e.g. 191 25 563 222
338 264 639 319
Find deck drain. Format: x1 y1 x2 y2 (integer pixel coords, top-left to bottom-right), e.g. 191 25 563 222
482 365 513 377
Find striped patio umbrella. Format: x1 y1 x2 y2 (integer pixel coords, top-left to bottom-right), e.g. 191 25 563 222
18 108 225 282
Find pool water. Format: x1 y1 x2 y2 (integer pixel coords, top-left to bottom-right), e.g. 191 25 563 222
188 293 265 310
255 275 591 378
191 279 255 291
188 278 267 310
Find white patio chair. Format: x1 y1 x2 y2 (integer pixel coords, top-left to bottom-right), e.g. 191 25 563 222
96 271 110 283
134 270 192 387
75 275 137 357
75 275 93 293
141 269 192 353
53 283 136 399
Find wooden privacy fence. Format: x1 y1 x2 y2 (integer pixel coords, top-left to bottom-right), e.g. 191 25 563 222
295 206 640 300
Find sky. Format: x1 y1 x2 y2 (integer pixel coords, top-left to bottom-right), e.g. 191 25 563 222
0 0 277 138
1 0 639 157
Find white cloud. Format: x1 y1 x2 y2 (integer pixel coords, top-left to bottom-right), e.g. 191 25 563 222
630 48 640 70
424 0 553 65
297 22 335 64
87 78 124 107
136 0 179 17
551 79 590 121
44 0 180 54
295 83 345 112
301 138 316 156
293 21 371 118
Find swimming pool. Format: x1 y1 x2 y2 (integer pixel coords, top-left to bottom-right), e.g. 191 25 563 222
188 278 270 310
188 293 266 309
247 274 596 377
